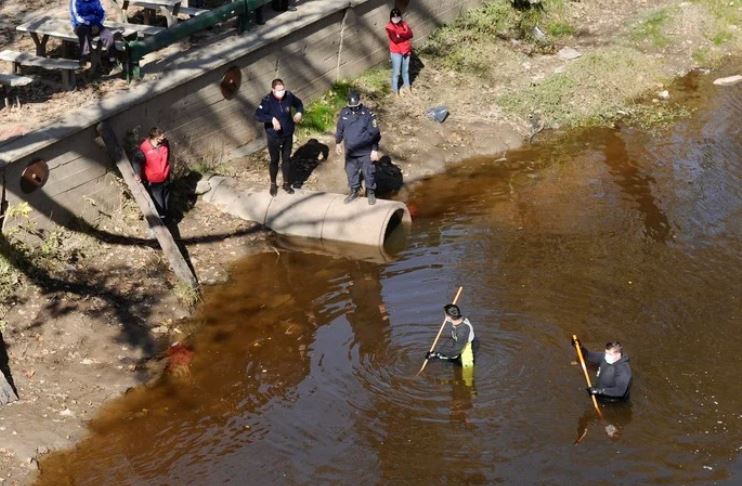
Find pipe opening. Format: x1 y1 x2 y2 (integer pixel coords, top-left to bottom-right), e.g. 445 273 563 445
384 208 404 241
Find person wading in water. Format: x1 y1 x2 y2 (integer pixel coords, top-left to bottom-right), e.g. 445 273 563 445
425 304 476 367
572 339 632 402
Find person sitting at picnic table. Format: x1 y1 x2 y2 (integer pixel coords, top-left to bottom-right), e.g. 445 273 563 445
69 0 115 65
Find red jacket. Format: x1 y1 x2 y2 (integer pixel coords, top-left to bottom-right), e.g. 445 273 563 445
139 139 170 183
386 21 413 55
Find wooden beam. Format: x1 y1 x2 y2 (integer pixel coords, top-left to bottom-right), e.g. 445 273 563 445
97 122 199 290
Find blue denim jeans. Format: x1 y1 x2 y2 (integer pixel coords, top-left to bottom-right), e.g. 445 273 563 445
390 52 411 93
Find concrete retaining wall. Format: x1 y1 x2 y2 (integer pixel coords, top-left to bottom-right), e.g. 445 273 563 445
0 0 482 230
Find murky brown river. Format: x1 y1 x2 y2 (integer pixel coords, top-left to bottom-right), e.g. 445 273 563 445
39 68 741 484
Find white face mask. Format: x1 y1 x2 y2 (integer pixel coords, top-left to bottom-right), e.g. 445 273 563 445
604 352 620 364
273 89 286 99
392 17 402 24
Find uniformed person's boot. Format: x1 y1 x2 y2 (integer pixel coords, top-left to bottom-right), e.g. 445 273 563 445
283 183 294 194
269 182 277 197
366 189 376 206
344 189 359 204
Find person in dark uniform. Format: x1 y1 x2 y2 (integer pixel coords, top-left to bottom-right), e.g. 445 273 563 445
335 90 381 205
255 78 304 196
572 339 632 402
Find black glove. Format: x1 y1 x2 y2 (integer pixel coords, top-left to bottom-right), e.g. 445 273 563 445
570 336 578 347
586 387 604 396
425 351 441 360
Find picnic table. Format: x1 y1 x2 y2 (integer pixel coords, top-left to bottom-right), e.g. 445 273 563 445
16 16 163 57
119 0 185 28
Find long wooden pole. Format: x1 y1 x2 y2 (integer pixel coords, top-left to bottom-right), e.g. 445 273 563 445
572 335 603 419
97 122 198 290
417 286 463 376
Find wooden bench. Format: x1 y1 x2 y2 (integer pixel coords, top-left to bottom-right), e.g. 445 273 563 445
0 73 35 109
0 50 79 90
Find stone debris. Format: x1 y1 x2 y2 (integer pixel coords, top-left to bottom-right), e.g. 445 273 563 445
558 47 582 61
195 179 213 195
713 75 742 86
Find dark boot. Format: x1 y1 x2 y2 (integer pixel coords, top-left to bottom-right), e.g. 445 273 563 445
269 182 277 196
344 189 359 204
283 183 294 194
367 189 376 205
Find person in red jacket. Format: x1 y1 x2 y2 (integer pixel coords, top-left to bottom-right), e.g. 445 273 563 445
133 127 171 220
385 8 413 96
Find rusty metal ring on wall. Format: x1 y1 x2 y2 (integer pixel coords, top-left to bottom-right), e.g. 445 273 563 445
220 67 242 100
20 159 49 194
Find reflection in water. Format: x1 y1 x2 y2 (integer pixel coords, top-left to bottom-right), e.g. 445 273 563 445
38 66 742 485
600 128 673 242
575 402 633 444
346 260 389 364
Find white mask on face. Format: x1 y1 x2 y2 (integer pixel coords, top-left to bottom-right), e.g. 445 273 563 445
392 17 402 24
604 352 620 364
273 89 286 99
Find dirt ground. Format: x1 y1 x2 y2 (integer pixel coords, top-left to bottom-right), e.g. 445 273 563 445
1 0 741 483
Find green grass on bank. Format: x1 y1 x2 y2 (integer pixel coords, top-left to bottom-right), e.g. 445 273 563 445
495 46 691 128
630 8 672 49
694 0 742 24
421 0 574 73
298 66 390 136
298 0 742 137
1 203 93 326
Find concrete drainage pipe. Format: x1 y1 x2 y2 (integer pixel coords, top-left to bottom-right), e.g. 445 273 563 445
202 176 411 247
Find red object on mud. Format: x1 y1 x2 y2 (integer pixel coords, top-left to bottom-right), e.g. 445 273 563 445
166 343 194 370
406 202 418 219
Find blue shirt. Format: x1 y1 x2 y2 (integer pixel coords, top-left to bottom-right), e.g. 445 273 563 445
335 105 381 157
70 0 105 29
255 91 304 138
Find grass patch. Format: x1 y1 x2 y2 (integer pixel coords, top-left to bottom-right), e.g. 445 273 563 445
627 103 692 130
497 47 666 128
298 68 390 137
630 8 671 49
299 81 353 134
693 0 742 24
174 280 200 308
547 21 576 38
1 203 92 311
692 45 726 66
421 0 574 71
710 30 733 45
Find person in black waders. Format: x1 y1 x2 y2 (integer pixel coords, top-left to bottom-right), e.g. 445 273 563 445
572 338 632 402
255 78 304 196
335 90 381 205
426 304 478 386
